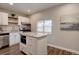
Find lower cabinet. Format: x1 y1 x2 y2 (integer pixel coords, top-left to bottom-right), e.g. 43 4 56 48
26 37 36 54
3 35 9 46
9 32 20 46
20 35 47 55
0 35 9 48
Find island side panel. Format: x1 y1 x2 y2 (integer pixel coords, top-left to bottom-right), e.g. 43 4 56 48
36 36 48 55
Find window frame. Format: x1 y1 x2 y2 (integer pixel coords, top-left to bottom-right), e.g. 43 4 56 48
37 20 52 33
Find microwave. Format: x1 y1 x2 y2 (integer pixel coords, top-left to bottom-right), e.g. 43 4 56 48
19 23 31 32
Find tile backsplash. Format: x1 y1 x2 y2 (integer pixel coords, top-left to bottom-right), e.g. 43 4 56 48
0 24 19 32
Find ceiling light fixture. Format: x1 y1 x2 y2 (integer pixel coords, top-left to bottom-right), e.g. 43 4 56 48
9 3 13 5
27 9 31 12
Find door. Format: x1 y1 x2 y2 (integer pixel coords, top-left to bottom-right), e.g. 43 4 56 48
2 13 8 25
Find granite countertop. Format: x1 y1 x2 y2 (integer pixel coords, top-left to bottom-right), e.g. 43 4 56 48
0 31 10 33
0 31 20 35
0 31 20 33
20 32 48 38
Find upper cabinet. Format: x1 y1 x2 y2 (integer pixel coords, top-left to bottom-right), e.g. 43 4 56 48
0 12 30 26
0 12 8 25
18 16 30 25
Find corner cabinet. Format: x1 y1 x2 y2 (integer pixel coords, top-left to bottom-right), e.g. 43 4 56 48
0 12 8 25
18 16 30 25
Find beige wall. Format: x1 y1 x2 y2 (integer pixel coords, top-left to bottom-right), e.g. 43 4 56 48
30 3 79 51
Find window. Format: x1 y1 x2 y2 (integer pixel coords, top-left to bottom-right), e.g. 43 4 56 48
37 20 52 33
37 21 44 32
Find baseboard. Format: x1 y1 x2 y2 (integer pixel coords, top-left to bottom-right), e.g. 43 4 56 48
0 45 9 49
9 43 19 47
48 44 79 54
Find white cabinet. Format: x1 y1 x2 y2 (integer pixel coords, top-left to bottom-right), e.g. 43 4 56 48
0 12 8 25
25 37 37 54
20 35 47 55
9 32 20 46
18 16 30 25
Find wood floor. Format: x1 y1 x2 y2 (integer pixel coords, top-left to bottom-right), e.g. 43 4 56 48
47 46 77 55
0 44 77 55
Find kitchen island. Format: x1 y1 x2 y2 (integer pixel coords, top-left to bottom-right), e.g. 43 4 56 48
20 32 48 55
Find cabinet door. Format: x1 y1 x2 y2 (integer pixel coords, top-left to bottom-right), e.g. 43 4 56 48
2 13 8 25
26 37 36 54
0 12 8 25
18 16 30 25
9 33 15 46
14 33 20 44
9 33 20 46
23 17 30 23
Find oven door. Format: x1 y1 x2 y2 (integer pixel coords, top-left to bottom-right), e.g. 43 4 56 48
21 35 26 44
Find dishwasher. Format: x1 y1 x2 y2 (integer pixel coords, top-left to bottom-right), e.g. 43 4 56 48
0 33 9 48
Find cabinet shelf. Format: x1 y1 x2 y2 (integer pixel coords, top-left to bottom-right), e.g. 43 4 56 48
8 17 18 24
8 21 18 24
8 17 18 19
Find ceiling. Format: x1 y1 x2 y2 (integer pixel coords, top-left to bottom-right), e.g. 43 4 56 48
0 3 60 15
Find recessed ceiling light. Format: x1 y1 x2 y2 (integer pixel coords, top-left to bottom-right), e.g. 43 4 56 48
27 9 31 12
9 3 13 5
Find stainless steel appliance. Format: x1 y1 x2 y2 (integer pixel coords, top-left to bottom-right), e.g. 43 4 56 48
19 22 31 32
0 33 9 48
21 35 26 45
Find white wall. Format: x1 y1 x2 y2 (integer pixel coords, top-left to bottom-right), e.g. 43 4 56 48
30 3 79 51
0 8 26 17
